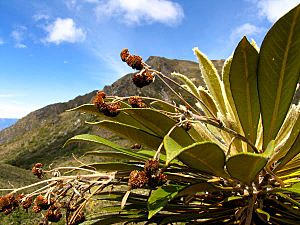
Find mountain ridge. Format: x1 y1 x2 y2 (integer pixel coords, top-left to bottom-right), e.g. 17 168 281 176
1 56 222 170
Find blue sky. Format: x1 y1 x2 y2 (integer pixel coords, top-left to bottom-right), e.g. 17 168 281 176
0 0 299 118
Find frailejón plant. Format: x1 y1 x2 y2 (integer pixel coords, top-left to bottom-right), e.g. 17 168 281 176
0 4 299 225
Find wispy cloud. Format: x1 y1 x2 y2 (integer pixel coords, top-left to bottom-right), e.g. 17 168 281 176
43 18 86 44
33 13 50 22
94 0 184 26
230 23 265 43
11 26 28 48
255 0 299 23
0 37 4 45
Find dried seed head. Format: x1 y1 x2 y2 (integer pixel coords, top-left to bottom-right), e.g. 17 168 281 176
35 163 43 168
33 205 42 213
128 170 148 189
182 121 192 131
22 196 33 209
128 96 147 108
131 143 141 149
132 70 154 88
148 172 168 188
46 205 62 222
32 164 43 179
102 102 121 117
120 48 130 62
34 195 52 210
144 159 159 176
0 196 10 212
126 55 143 70
93 91 106 107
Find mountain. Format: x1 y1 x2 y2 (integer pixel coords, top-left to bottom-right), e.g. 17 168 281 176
0 118 18 131
0 56 226 171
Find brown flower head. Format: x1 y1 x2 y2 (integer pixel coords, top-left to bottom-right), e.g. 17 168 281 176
144 159 159 176
32 163 43 179
22 196 33 210
0 196 10 212
102 102 121 117
126 55 143 70
148 172 168 188
128 96 147 108
46 205 62 222
132 70 154 88
182 121 192 131
120 48 130 62
128 170 148 189
33 205 42 213
34 195 53 210
93 91 106 108
131 143 141 149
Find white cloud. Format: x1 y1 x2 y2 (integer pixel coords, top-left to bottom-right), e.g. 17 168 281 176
0 37 4 45
11 26 28 48
44 18 86 44
95 0 184 26
33 13 50 22
256 0 300 23
230 23 264 43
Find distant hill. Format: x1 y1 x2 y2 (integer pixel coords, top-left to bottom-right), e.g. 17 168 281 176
0 118 18 131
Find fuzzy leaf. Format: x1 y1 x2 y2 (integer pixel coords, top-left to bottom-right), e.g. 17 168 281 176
226 152 268 185
229 36 260 144
147 184 184 219
275 132 300 172
88 120 162 150
150 101 176 113
82 162 141 172
193 47 227 115
172 72 200 98
65 134 148 160
258 5 300 148
121 108 194 147
197 87 218 117
164 135 227 177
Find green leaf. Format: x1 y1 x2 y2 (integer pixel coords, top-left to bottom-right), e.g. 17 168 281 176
88 120 162 150
262 140 275 158
149 101 176 113
171 72 200 98
82 162 141 172
164 135 227 177
258 5 300 148
274 182 300 195
68 104 156 134
197 87 218 118
65 134 149 160
256 208 270 221
177 182 220 197
275 132 300 172
67 104 102 115
269 106 300 166
193 47 226 115
147 184 184 219
226 152 268 185
121 108 194 147
229 36 260 144
83 151 143 161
